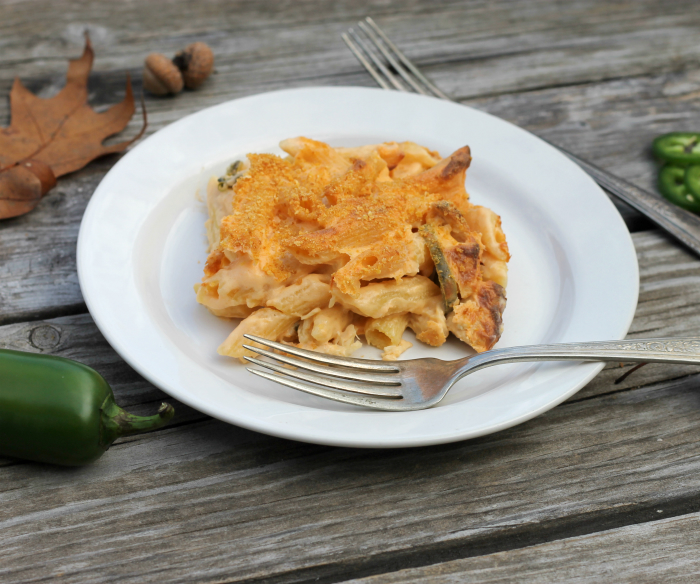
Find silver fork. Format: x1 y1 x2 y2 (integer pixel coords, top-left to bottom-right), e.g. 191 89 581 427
343 17 700 258
244 336 700 411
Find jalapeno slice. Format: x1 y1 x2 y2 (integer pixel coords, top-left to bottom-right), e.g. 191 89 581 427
658 165 700 213
685 165 700 198
652 133 700 166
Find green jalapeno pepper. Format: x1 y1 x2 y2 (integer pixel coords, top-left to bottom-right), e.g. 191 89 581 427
652 132 700 166
684 165 700 199
657 165 700 214
0 349 174 465
419 224 459 313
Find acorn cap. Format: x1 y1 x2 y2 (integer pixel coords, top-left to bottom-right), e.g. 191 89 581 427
173 42 214 89
143 53 184 96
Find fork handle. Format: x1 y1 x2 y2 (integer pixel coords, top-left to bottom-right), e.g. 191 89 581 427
463 338 700 374
555 145 700 257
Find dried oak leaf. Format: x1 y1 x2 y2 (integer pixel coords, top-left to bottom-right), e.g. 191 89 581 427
0 35 146 219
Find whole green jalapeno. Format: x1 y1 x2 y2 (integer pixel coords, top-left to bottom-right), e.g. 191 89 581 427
0 348 174 465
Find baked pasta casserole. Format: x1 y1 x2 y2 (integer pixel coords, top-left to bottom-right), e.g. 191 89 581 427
195 137 509 361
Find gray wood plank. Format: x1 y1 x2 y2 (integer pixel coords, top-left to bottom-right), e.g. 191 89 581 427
0 166 97 325
1 0 699 103
340 511 700 583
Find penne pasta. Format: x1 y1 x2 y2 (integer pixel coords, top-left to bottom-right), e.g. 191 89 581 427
299 306 354 345
365 313 413 360
332 275 441 319
365 313 409 349
266 274 331 317
408 296 449 347
218 307 299 361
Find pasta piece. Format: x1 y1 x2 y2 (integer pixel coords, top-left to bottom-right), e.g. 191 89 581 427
382 339 413 361
390 142 442 179
463 205 510 262
462 205 508 288
481 254 508 288
298 306 354 345
297 307 361 356
365 313 409 349
332 275 441 319
336 141 439 178
365 313 413 360
308 325 362 357
205 177 231 250
408 296 449 347
332 230 430 296
197 251 287 313
280 136 353 178
376 142 409 169
407 146 472 207
218 308 299 361
266 274 331 317
193 288 256 319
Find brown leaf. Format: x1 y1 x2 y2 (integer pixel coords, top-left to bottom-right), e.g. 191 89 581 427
0 35 146 219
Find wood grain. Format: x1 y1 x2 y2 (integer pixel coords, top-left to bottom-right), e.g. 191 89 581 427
1 0 699 100
341 512 700 583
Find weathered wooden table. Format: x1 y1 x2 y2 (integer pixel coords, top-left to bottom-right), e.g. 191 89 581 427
3 1 700 582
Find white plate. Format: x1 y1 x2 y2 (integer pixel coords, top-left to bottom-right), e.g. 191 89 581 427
77 87 639 448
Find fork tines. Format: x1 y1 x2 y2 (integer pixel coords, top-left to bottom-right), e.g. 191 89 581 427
342 16 451 101
243 334 404 403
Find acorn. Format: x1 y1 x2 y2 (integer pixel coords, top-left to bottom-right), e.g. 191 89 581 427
143 53 184 96
173 42 214 89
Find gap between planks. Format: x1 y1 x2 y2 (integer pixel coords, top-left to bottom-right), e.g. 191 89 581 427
334 510 700 584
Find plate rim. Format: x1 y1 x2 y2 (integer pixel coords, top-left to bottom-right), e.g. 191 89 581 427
77 86 639 448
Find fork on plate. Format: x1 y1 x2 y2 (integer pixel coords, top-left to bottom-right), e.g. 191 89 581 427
244 335 700 411
343 17 700 258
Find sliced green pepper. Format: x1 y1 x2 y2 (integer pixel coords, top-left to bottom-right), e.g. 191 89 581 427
684 165 700 199
658 165 700 214
0 349 174 466
652 133 700 166
419 224 459 313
